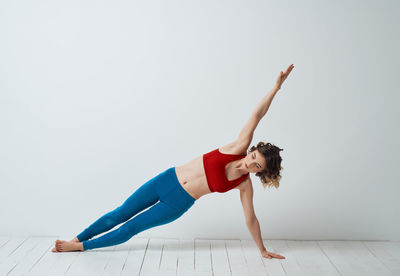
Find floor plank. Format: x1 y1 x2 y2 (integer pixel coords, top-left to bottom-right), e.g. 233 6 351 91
241 239 267 276
318 240 395 276
210 239 231 276
267 239 304 276
8 237 54 275
29 235 70 275
226 239 249 276
139 238 163 276
195 239 212 275
65 242 116 275
0 235 36 275
177 238 195 276
159 238 179 275
0 237 10 248
102 240 131 276
363 241 400 276
286 240 339 276
120 238 148 276
262 239 287 276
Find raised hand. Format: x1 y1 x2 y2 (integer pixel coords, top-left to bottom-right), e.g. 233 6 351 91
275 64 294 90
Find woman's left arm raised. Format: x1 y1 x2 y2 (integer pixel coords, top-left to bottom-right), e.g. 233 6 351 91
253 64 294 119
236 64 294 148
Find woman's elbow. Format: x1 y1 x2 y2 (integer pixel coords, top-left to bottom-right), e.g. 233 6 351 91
245 216 257 225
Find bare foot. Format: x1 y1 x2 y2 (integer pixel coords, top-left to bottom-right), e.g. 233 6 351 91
53 240 84 252
52 237 80 252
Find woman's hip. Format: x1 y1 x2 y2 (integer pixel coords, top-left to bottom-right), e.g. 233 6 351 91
146 167 196 211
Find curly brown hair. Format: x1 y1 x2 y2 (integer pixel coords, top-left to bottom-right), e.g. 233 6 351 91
248 141 284 189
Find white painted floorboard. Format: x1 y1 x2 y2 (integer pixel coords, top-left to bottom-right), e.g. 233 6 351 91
0 235 399 275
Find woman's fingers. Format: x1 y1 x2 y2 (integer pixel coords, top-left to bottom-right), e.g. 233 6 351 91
284 64 293 76
275 64 293 89
282 64 294 81
262 250 286 259
270 252 286 259
286 64 294 74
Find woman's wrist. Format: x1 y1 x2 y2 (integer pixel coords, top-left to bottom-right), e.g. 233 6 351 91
272 85 281 92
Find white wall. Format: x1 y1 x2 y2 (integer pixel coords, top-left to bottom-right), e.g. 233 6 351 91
1 0 399 241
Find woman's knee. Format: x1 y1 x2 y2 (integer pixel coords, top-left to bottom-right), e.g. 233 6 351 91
105 207 131 225
116 222 140 241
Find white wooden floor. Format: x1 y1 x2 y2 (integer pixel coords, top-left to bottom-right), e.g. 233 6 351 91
0 236 399 276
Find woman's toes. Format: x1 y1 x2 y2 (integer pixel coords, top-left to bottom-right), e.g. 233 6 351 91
56 241 63 251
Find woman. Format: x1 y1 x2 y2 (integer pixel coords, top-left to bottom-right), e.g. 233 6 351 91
52 64 294 260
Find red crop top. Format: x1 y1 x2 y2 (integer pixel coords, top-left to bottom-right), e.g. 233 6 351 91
203 148 249 193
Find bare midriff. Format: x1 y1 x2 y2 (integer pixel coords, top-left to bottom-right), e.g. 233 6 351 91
175 155 212 200
175 146 249 199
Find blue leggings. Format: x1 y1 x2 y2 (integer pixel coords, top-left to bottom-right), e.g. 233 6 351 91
76 167 196 251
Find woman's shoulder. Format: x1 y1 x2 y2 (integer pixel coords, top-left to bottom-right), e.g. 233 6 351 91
219 140 248 155
235 175 252 191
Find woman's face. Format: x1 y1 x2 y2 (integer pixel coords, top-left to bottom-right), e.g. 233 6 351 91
245 149 266 173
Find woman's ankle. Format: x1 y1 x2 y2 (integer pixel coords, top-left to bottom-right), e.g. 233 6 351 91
71 237 80 243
